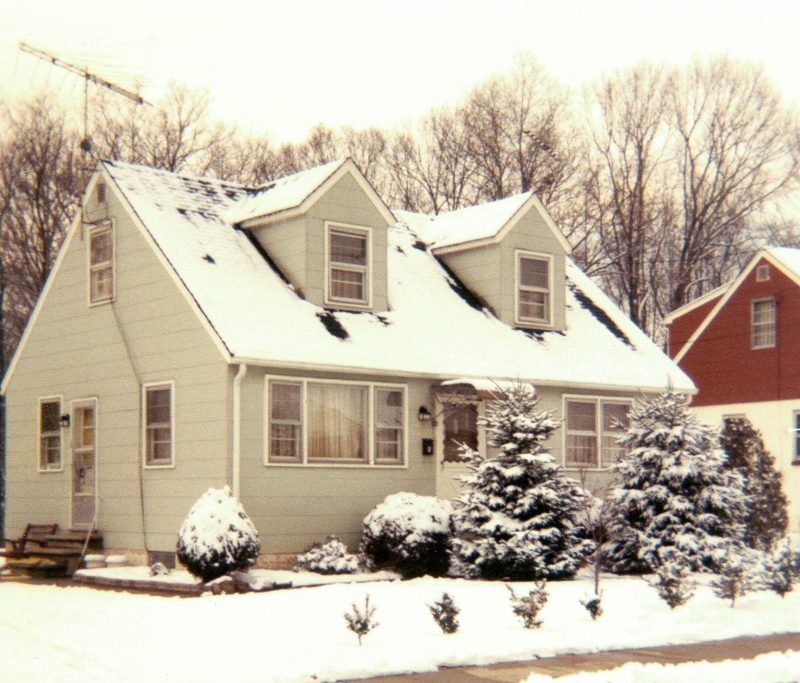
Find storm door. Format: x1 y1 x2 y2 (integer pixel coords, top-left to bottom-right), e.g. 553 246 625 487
71 400 97 528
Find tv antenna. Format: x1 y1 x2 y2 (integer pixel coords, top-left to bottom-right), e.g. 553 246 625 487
18 41 151 156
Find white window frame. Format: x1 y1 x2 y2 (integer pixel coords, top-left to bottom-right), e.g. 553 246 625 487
37 395 64 472
793 411 800 466
515 250 553 327
751 298 776 349
87 220 115 306
563 395 633 470
756 264 770 282
142 381 175 469
264 375 407 468
324 222 372 309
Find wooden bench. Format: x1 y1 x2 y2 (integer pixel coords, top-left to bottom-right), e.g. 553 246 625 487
1 524 85 577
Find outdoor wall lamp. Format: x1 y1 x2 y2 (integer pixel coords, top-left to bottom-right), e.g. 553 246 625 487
418 406 432 422
60 413 70 429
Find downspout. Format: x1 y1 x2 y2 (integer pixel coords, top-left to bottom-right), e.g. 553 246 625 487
232 363 247 500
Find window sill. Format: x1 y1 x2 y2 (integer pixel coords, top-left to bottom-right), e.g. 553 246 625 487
37 467 64 474
264 461 408 470
143 462 175 470
88 298 114 308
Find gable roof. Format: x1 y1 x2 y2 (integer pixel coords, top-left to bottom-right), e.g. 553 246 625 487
77 159 690 393
229 158 395 227
669 246 800 363
398 192 572 255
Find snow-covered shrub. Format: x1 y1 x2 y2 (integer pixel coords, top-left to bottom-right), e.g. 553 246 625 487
176 486 260 582
649 550 695 609
452 383 594 581
720 417 789 551
710 550 751 607
762 538 794 598
344 594 378 646
360 492 453 578
507 581 548 629
429 592 460 634
580 592 603 620
295 536 360 575
605 391 747 574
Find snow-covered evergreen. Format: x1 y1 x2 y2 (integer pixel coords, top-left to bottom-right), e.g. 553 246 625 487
649 550 695 609
604 391 747 574
452 383 593 580
428 592 460 634
763 538 795 598
720 417 789 551
176 486 260 582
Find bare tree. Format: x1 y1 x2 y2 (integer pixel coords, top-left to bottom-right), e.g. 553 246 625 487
584 64 673 333
667 57 800 309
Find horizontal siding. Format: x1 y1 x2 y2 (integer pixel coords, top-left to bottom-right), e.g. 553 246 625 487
4 178 230 552
239 368 436 554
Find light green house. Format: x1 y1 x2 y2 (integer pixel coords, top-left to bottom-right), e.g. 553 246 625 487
0 158 694 565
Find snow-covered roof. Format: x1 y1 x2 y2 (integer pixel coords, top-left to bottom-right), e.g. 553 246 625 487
102 160 694 393
226 159 346 225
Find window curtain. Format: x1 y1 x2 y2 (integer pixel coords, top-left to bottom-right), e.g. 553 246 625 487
308 384 367 461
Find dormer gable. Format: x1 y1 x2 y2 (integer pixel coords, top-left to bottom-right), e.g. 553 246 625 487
403 193 570 331
230 159 394 312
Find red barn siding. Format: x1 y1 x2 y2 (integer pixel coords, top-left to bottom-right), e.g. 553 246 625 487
676 257 800 407
667 295 723 358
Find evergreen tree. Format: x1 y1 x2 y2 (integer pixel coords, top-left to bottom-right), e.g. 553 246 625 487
605 391 747 574
452 384 594 580
763 538 795 598
720 417 789 551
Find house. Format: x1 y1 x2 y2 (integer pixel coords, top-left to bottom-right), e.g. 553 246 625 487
665 247 800 535
0 158 693 565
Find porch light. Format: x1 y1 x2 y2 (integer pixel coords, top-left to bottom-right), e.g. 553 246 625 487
418 406 432 422
60 413 71 429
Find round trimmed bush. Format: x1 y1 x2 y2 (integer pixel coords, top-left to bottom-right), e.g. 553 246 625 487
295 535 360 575
360 492 453 578
177 486 260 582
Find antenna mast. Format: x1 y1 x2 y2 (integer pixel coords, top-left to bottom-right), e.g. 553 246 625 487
18 41 150 154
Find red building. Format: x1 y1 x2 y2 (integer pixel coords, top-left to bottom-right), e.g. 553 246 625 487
664 247 800 534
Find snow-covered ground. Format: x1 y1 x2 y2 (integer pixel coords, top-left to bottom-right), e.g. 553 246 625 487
523 650 800 683
2 573 798 683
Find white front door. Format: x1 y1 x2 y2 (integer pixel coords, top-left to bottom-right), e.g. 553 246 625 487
71 400 97 528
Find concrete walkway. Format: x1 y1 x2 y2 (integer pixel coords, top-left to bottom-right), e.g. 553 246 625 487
345 633 800 682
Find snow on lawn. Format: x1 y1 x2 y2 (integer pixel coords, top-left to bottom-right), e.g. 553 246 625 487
523 650 800 683
2 575 799 683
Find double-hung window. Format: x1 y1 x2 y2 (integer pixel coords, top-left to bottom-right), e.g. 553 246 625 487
751 299 776 349
39 398 62 471
144 383 173 467
565 397 631 468
327 224 369 306
517 252 551 325
793 412 800 466
266 378 405 466
88 222 114 304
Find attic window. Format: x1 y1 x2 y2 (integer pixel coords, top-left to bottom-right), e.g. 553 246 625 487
756 264 770 282
96 182 106 204
88 222 114 305
326 224 370 307
516 251 552 326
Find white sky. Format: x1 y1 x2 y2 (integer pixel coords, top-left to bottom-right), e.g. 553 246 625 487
1 0 799 143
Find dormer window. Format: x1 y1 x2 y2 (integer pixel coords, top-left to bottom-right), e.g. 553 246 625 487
326 223 370 307
516 251 552 326
88 222 114 305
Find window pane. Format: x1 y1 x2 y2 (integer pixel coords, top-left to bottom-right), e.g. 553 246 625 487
330 231 367 266
567 434 596 466
519 290 547 321
603 403 630 431
91 266 113 301
519 257 548 288
271 382 301 421
752 300 776 347
307 384 367 461
376 389 403 427
443 403 478 462
375 428 401 460
147 388 171 424
271 424 301 459
567 401 596 431
330 267 365 302
40 401 60 432
90 230 112 264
